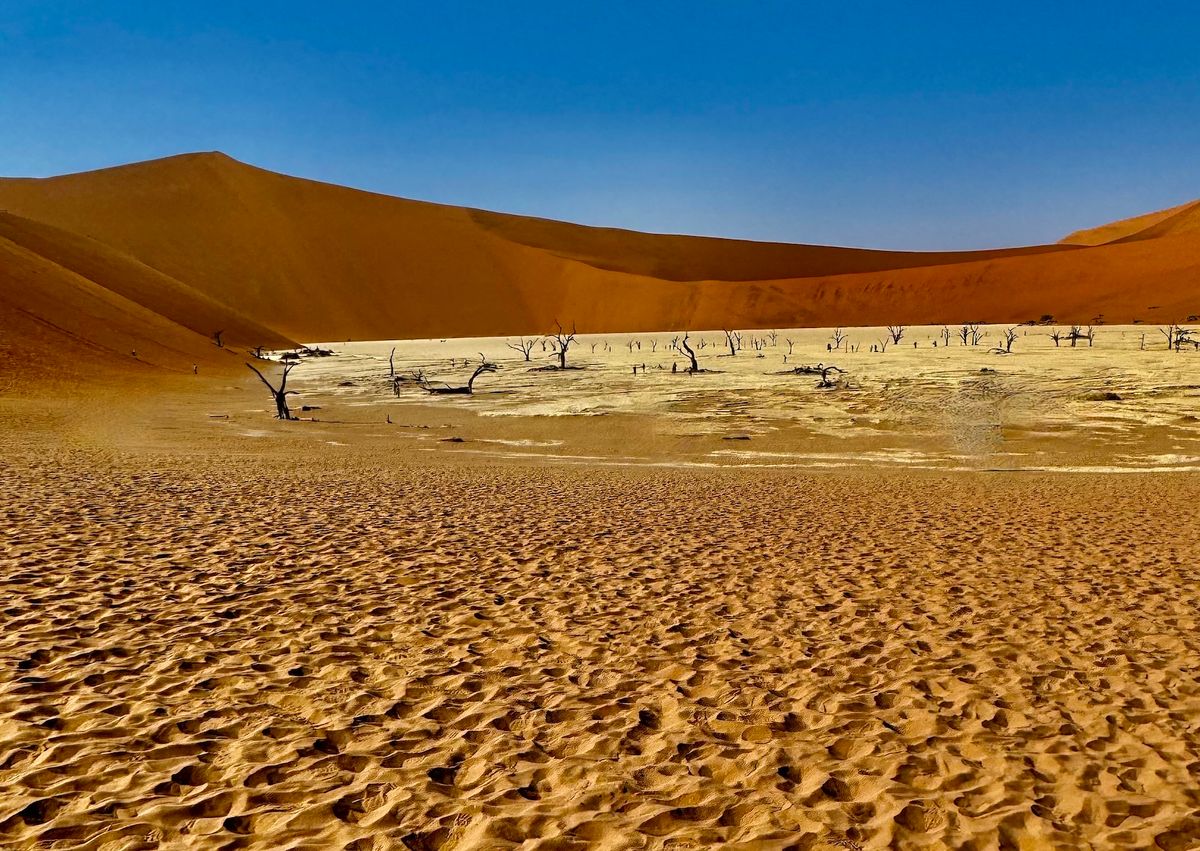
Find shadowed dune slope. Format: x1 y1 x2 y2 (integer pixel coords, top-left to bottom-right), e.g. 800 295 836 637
1060 199 1200 245
0 213 294 387
0 152 1197 355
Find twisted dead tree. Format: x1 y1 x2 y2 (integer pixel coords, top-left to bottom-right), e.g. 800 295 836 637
779 363 845 388
830 328 847 351
679 333 701 373
887 325 907 345
723 329 742 356
546 320 579 369
418 357 499 395
246 361 299 420
506 336 539 361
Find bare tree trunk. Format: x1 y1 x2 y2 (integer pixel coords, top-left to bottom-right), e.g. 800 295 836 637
680 333 700 372
246 362 298 420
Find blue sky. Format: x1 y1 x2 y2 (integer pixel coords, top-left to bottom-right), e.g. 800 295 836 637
2 1 1199 249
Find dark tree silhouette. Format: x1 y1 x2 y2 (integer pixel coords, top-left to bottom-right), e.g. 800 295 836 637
549 320 578 369
506 337 539 361
679 333 700 373
246 361 299 420
418 357 499 395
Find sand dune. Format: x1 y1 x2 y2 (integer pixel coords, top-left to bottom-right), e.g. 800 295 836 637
0 223 292 389
1 153 1197 375
1060 199 1200 245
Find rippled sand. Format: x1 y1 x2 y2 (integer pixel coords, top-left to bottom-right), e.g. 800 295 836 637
2 330 1199 850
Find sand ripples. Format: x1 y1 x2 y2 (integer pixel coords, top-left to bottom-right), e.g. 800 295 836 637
2 455 1199 849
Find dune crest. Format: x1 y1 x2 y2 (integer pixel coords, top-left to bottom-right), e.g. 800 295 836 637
1 152 1197 380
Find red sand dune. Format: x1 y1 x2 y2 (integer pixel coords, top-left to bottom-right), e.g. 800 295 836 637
1 152 1197 378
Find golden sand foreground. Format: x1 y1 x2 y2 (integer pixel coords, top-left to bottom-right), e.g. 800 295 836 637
2 398 1199 850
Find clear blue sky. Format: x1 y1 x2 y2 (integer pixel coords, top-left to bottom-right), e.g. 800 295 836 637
3 1 1199 249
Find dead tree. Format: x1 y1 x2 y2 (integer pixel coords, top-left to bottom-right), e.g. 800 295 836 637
876 336 890 353
816 365 845 388
506 337 538 361
389 347 396 378
887 325 907 345
246 361 299 420
994 327 1019 353
830 328 847 351
940 326 952 347
723 329 742 356
958 324 971 346
1049 328 1063 347
786 338 795 355
782 363 845 388
549 320 578 369
418 358 499 395
679 333 701 373
1066 325 1093 348
767 330 778 346
969 324 985 346
1159 325 1196 351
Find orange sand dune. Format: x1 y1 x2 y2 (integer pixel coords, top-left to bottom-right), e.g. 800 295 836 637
0 213 293 387
1060 199 1200 245
1 152 1196 357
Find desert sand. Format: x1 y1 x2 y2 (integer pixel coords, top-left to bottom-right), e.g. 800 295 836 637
3 157 1200 849
3 321 1200 850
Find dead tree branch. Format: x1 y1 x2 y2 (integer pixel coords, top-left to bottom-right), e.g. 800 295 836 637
246 361 299 420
